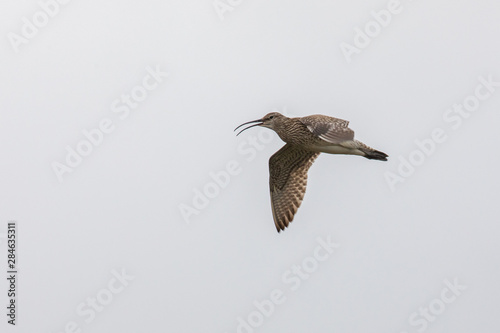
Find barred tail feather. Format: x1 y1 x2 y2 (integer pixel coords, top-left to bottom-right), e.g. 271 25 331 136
361 148 388 161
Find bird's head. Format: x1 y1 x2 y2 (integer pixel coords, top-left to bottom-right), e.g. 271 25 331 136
234 112 285 136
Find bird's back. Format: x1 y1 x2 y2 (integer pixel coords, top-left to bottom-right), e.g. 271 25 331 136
299 114 350 128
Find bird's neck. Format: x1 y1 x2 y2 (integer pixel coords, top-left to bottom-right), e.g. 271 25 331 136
275 118 301 144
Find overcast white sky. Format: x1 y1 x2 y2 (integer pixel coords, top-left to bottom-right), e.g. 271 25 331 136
1 0 500 332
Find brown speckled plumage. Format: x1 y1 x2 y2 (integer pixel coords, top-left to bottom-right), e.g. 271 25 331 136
235 112 388 232
269 144 319 232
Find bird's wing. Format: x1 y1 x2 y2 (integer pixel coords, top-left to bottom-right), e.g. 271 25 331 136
269 143 320 232
300 115 354 144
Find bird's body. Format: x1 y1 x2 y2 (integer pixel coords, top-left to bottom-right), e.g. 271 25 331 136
235 112 388 232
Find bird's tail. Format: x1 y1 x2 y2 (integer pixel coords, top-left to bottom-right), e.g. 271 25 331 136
360 147 388 161
351 140 388 161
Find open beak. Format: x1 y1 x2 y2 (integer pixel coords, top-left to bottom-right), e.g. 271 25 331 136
234 118 263 136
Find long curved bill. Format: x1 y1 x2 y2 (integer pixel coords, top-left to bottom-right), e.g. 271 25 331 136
234 118 263 136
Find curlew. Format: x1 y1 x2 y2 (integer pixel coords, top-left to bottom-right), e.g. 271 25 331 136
235 112 388 232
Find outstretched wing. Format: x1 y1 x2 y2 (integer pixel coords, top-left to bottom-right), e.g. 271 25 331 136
269 144 320 232
300 114 354 144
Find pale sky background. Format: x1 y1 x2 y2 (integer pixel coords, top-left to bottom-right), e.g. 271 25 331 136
1 1 500 332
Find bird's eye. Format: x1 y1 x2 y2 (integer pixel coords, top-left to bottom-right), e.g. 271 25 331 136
269 115 274 120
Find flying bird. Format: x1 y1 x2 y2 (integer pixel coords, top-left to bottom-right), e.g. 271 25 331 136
235 112 388 232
